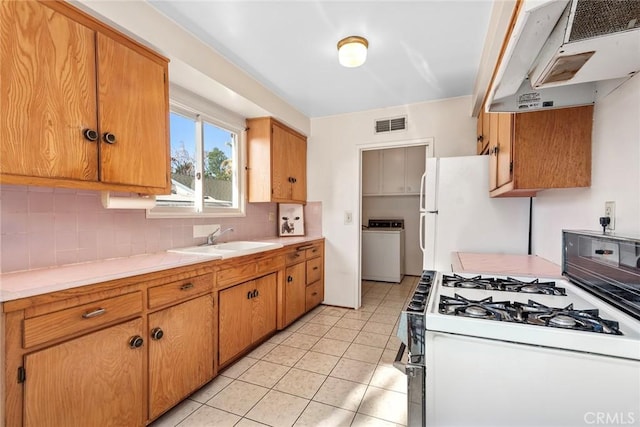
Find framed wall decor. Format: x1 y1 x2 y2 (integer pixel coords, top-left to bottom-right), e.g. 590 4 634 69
278 203 304 236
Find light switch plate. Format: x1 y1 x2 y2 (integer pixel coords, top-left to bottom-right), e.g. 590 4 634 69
193 224 220 238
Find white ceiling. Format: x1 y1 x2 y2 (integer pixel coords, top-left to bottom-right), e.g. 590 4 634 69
148 1 493 118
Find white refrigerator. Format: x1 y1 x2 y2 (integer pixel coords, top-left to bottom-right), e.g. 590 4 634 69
420 156 530 271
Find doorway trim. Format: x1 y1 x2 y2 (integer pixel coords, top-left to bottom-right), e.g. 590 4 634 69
355 137 435 309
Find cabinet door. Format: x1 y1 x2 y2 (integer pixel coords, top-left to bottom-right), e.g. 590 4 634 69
252 274 277 342
488 113 499 191
97 33 168 190
496 113 513 188
284 263 306 326
476 110 485 154
271 123 293 200
404 145 426 193
362 150 381 195
148 295 214 420
289 131 307 202
0 0 99 181
381 148 406 194
24 318 144 427
219 282 252 365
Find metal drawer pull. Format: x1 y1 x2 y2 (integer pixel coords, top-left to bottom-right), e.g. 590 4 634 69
313 266 319 270
393 343 407 374
82 308 106 319
180 283 194 291
312 292 318 296
296 245 314 251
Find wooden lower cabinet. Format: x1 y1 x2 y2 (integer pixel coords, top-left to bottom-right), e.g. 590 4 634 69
148 295 214 420
219 273 277 366
284 262 306 326
24 317 145 427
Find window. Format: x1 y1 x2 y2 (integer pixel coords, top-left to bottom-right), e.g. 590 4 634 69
148 103 245 218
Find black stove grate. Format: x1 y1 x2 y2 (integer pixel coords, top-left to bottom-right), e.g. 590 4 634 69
442 274 566 296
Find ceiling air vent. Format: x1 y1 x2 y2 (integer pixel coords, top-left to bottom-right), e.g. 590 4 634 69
375 116 407 134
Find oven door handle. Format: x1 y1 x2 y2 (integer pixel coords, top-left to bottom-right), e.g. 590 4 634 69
393 343 407 374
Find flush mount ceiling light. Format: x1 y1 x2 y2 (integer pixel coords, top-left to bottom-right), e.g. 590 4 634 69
337 36 368 68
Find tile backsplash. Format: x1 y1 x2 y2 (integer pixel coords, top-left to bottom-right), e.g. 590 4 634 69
0 185 322 273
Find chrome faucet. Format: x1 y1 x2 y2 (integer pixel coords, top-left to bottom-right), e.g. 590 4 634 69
207 227 234 245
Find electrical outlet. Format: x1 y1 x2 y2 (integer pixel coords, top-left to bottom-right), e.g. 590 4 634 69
268 212 275 222
604 201 615 230
344 211 353 225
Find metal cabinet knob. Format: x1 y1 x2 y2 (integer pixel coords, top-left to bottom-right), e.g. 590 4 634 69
83 129 98 142
102 132 116 144
287 275 293 283
150 327 164 341
129 336 144 349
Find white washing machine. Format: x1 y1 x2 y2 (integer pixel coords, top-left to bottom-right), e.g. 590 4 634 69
362 219 405 283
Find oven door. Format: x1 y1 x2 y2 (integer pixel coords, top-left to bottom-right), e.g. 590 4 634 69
394 343 426 427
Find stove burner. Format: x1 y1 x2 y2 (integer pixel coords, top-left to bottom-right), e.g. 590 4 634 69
548 314 577 328
441 274 566 296
439 295 623 335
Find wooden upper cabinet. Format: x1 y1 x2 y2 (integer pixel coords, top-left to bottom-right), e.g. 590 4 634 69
247 117 307 204
476 109 491 155
0 0 170 194
489 106 593 197
0 0 99 181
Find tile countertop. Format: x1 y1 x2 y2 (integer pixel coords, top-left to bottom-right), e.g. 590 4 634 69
451 252 563 278
0 236 324 303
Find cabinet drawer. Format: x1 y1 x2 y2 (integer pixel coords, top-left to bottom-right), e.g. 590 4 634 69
148 273 213 309
305 244 322 259
217 262 257 288
306 257 322 285
285 250 305 265
23 292 142 348
257 255 284 272
305 281 323 311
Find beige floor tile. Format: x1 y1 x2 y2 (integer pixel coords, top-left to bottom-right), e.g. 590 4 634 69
369 365 407 393
206 380 269 416
274 367 327 399
323 326 359 342
358 386 407 425
381 295 407 304
235 418 269 426
268 330 293 344
148 399 201 427
334 317 366 331
281 332 321 350
321 306 350 317
220 357 259 379
245 390 309 427
294 350 340 375
262 344 307 367
362 321 396 336
296 322 333 337
312 376 367 411
361 296 383 306
378 300 405 310
343 343 384 364
247 342 278 359
178 405 240 427
368 313 398 325
189 375 233 403
373 305 402 316
351 413 404 427
297 311 319 323
330 358 377 384
308 314 341 326
358 303 379 313
238 360 290 388
378 348 401 368
308 305 326 315
310 337 350 356
386 335 402 350
354 331 390 349
287 320 306 332
293 401 355 427
343 310 373 321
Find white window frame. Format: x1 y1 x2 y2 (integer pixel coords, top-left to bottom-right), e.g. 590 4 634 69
147 95 246 219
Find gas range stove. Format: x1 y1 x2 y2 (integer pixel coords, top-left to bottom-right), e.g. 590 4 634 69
426 271 640 360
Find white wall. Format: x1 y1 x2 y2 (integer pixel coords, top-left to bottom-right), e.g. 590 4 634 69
533 74 640 264
309 96 476 308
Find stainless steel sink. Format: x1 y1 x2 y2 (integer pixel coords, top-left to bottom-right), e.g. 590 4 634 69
168 241 283 259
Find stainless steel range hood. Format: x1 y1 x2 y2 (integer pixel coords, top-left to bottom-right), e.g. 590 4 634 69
487 0 640 113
